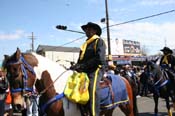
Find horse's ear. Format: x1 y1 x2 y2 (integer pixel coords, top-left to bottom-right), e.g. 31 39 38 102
3 55 10 68
15 47 21 60
4 55 10 60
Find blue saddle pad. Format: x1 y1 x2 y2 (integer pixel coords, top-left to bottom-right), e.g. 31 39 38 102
100 74 129 110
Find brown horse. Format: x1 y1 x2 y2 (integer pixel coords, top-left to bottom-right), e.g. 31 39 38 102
3 48 138 116
35 70 137 116
2 48 37 114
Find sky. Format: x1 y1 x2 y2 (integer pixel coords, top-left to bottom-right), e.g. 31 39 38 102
1 0 175 62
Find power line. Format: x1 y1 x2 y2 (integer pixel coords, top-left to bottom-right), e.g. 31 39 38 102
60 9 175 46
104 9 175 29
60 35 85 46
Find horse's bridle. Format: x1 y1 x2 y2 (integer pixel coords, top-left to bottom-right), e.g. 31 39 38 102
7 55 36 95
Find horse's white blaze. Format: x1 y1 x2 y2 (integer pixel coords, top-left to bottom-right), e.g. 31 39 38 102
31 53 81 116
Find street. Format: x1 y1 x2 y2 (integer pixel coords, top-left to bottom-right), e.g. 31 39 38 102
113 94 175 116
11 94 175 116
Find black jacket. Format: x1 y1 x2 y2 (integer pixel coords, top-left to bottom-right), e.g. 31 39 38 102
77 38 106 73
160 54 175 71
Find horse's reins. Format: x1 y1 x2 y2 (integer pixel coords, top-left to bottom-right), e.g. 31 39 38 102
152 69 169 89
39 70 68 96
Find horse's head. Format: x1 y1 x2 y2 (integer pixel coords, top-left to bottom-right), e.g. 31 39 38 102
146 61 169 89
3 48 38 111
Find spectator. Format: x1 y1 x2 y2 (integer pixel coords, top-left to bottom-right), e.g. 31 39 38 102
0 69 8 116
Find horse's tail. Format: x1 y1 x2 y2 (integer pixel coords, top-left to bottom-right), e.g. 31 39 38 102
121 77 138 116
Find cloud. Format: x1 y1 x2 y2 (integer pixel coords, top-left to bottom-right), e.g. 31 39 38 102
140 0 175 6
107 21 175 55
0 30 26 40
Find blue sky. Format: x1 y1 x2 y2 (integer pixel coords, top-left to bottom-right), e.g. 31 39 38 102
1 0 175 62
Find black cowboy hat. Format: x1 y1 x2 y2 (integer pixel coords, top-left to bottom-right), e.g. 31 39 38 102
81 22 102 36
160 47 173 54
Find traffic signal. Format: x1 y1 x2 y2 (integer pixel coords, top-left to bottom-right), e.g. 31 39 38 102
56 25 67 30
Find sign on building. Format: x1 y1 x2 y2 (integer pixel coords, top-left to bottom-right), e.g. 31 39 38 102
123 39 141 54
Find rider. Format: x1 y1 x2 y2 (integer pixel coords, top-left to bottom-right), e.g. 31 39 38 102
160 47 175 73
70 22 106 116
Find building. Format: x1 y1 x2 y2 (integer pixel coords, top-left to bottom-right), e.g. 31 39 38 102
103 38 144 65
36 45 80 68
36 38 145 67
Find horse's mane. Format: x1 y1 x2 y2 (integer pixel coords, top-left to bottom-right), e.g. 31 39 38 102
31 52 66 70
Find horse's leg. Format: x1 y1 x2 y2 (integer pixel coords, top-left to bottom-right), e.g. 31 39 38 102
119 104 133 116
172 98 175 110
165 97 172 116
169 90 175 110
128 78 138 116
173 95 175 110
100 108 114 116
79 104 90 116
153 94 159 116
22 109 27 116
120 77 136 116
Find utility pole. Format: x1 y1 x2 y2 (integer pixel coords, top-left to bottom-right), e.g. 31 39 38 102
164 38 167 47
28 32 36 52
105 0 111 57
105 0 114 68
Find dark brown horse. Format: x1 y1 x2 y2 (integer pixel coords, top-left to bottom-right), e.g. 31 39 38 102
147 61 175 116
3 48 138 116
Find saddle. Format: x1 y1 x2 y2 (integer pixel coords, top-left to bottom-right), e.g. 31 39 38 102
100 77 115 103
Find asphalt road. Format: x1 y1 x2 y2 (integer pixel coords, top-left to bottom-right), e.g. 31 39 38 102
113 94 175 116
11 94 175 116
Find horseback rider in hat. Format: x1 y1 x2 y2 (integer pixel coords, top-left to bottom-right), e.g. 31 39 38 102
160 47 175 72
159 47 175 83
70 22 106 116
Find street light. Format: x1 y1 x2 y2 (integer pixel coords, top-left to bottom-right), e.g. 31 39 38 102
56 25 85 34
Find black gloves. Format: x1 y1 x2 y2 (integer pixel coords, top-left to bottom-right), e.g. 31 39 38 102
70 63 85 72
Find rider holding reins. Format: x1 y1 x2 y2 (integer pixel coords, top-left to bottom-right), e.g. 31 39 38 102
160 47 175 73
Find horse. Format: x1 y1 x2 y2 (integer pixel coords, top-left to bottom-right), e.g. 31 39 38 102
146 61 175 116
3 48 138 116
2 48 37 115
